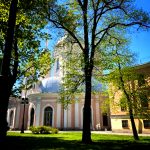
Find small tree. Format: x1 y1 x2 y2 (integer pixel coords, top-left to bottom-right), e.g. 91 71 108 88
101 37 148 140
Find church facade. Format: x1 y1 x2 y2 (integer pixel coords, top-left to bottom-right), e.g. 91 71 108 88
7 38 111 131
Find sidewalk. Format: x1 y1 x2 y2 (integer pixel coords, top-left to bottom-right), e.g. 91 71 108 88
91 131 150 136
8 130 150 136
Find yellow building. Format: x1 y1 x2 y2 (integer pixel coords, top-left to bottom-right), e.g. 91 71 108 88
110 62 150 134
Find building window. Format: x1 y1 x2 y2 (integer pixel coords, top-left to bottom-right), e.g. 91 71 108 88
122 120 128 128
56 59 59 71
30 108 34 126
9 110 14 126
121 106 127 111
120 102 127 111
138 74 145 87
140 94 149 108
44 106 53 126
102 113 108 126
120 97 127 111
143 120 150 128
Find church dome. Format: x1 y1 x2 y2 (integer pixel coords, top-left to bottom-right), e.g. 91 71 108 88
40 77 61 93
91 78 102 92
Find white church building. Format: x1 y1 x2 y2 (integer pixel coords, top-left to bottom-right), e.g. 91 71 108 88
7 37 111 131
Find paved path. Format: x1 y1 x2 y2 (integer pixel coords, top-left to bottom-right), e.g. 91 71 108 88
8 130 150 136
91 131 150 136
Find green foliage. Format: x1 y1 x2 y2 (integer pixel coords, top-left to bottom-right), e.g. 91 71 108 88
29 126 40 134
12 48 51 97
56 36 84 107
99 34 150 119
0 1 53 96
51 128 59 134
29 126 59 134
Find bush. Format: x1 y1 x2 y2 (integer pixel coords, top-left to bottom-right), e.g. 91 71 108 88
29 126 59 134
29 126 40 134
51 128 59 134
39 126 51 134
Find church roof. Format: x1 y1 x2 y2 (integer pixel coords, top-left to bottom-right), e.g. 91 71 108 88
39 76 102 93
40 77 61 93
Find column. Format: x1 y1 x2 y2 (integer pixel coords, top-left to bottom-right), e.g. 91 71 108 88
35 97 41 126
64 109 67 129
67 104 71 128
75 102 79 128
56 103 61 128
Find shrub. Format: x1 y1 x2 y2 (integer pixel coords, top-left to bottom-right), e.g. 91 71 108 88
51 128 59 134
39 126 51 134
29 126 59 134
29 126 40 134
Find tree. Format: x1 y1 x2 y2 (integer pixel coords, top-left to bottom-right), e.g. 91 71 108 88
99 30 150 140
103 40 140 140
13 48 51 97
42 0 150 143
0 0 18 142
0 0 52 141
107 57 150 140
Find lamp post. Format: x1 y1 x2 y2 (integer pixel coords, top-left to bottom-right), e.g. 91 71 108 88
20 77 29 133
20 97 28 133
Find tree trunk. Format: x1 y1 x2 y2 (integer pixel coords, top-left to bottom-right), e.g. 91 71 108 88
122 84 139 140
82 71 92 143
118 63 139 140
128 107 139 140
119 77 139 140
0 76 10 142
0 0 18 142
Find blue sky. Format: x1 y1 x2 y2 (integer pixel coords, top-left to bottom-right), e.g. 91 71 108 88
130 0 150 64
44 0 150 65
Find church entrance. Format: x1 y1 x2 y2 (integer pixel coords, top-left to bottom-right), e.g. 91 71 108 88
44 106 53 126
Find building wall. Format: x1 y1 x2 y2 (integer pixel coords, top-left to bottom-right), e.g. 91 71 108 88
110 62 150 134
7 93 111 131
111 118 150 134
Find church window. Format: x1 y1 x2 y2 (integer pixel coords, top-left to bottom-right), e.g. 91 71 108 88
102 113 108 126
44 106 53 126
30 108 34 126
9 110 14 126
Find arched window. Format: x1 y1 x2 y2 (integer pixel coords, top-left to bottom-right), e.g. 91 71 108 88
44 106 53 126
30 108 34 126
102 113 108 126
9 110 14 126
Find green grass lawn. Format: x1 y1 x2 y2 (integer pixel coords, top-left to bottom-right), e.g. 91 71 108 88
4 132 150 150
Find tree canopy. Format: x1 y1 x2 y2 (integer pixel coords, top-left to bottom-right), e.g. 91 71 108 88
0 0 52 96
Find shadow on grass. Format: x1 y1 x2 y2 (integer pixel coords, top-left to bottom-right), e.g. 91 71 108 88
3 135 150 150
